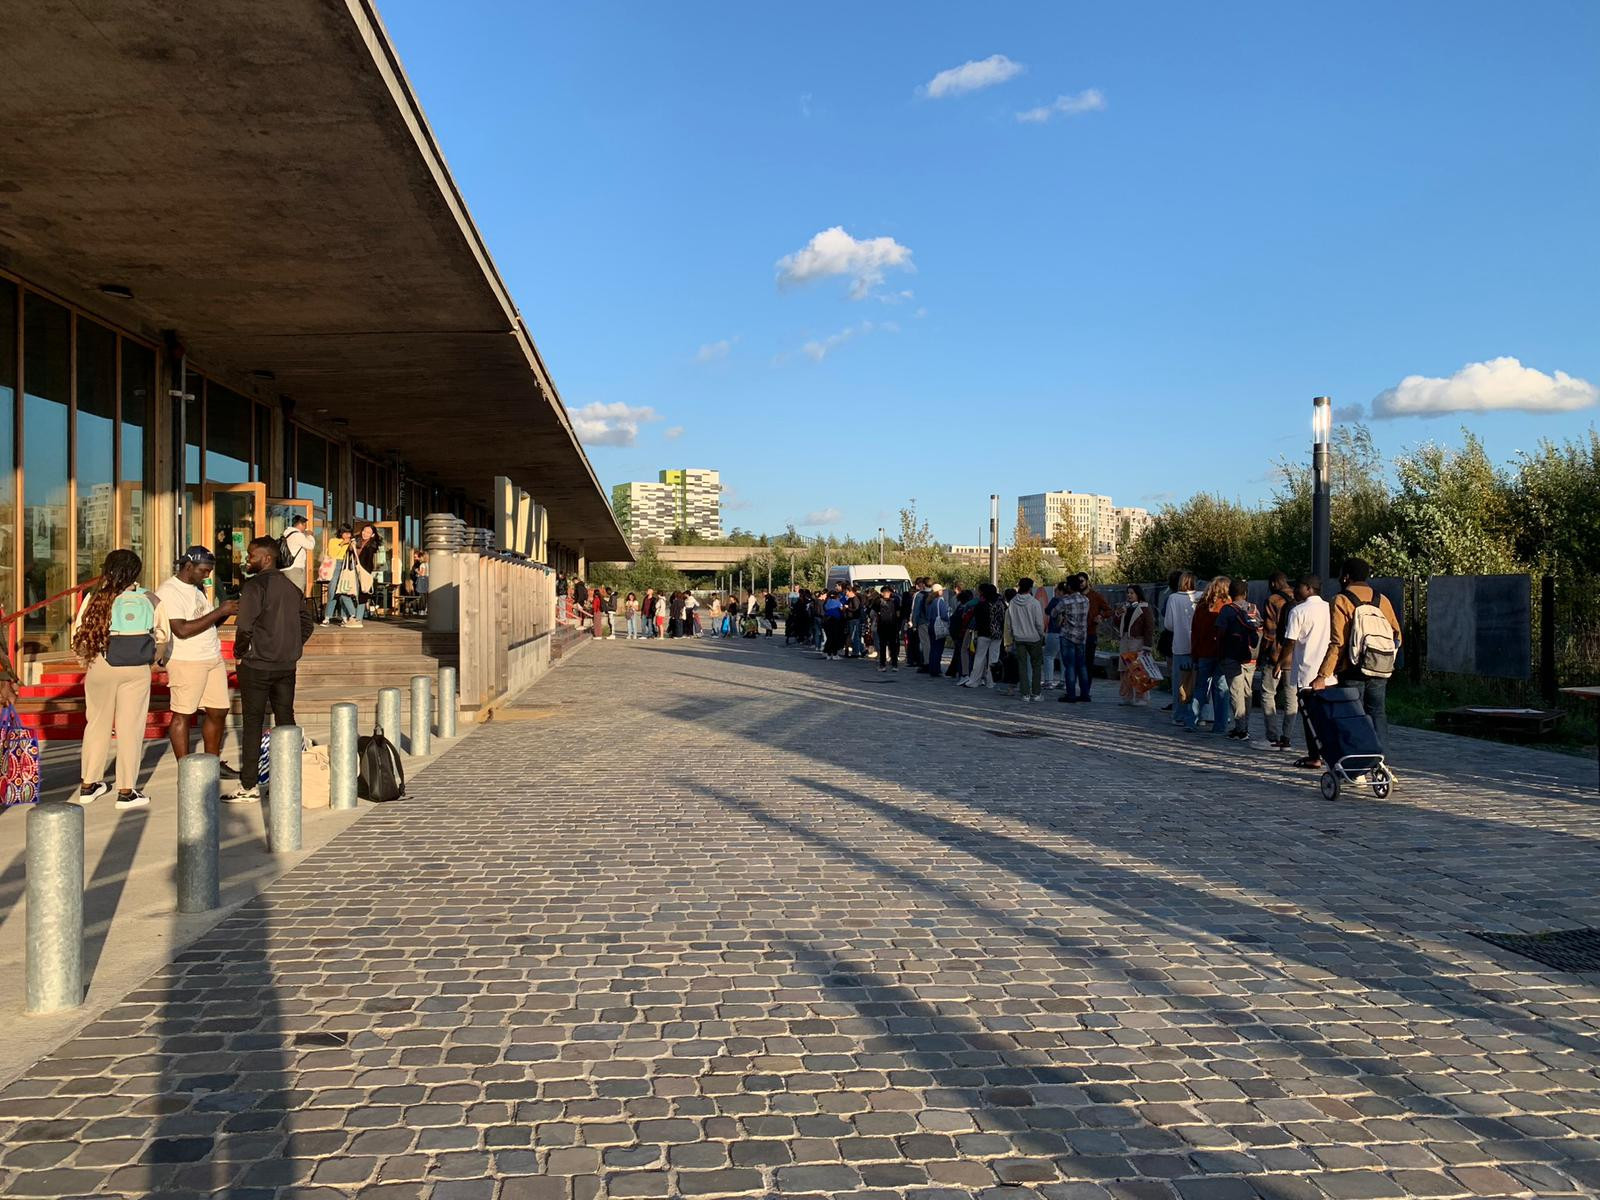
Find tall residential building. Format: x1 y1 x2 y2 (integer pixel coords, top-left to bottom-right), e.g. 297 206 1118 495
659 468 722 540
1113 505 1155 549
611 468 723 543
1018 491 1117 554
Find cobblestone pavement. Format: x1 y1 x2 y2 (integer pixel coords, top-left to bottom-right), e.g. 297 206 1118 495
3 635 1600 1200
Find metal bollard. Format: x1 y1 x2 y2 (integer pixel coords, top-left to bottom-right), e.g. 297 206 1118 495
410 674 433 757
26 802 84 1013
377 687 402 746
267 725 303 853
329 702 358 811
438 665 458 739
177 754 221 913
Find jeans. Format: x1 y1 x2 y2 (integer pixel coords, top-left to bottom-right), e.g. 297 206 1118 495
1043 632 1061 687
1059 638 1089 700
1184 657 1220 728
925 633 946 674
916 625 931 668
1014 639 1045 697
1219 659 1255 735
848 618 864 657
1346 676 1389 751
626 615 642 638
238 662 297 790
1172 654 1196 725
1258 663 1297 742
323 563 356 622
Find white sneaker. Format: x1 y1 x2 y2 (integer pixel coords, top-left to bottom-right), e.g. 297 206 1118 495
345 620 364 629
223 786 261 805
115 790 151 810
76 781 111 805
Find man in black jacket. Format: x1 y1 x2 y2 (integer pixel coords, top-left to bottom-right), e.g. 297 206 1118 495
226 536 316 804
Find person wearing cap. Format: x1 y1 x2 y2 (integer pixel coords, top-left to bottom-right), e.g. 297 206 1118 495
282 514 314 594
157 547 239 773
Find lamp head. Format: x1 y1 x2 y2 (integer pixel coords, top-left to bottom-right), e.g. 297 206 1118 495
1312 395 1332 447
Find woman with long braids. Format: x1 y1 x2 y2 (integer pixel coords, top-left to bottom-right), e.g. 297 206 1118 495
72 549 170 808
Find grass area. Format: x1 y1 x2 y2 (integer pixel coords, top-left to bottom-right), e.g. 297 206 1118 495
1386 673 1597 756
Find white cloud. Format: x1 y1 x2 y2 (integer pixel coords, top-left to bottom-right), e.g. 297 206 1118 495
802 507 843 526
776 226 915 300
695 337 736 364
800 319 899 362
1372 357 1599 419
664 425 684 440
1333 402 1369 423
1016 88 1107 124
722 485 754 512
571 401 660 447
922 55 1024 99
878 289 916 305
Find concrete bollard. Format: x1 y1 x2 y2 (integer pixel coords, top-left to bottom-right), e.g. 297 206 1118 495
410 675 433 757
267 725 303 853
26 802 84 1013
177 754 221 913
377 687 402 745
330 702 358 811
438 665 458 739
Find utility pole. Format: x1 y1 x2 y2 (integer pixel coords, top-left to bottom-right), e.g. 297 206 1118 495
1312 395 1332 583
988 494 999 588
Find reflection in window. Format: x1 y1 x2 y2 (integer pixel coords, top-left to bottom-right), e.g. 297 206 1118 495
255 402 272 488
0 279 15 615
295 427 328 514
206 383 252 484
183 377 202 546
76 318 117 585
121 341 153 575
23 292 71 651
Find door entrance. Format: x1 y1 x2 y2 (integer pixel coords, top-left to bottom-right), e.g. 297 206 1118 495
201 482 265 601
266 497 316 595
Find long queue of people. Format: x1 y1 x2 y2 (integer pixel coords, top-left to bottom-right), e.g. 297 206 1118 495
778 556 1402 770
557 576 782 641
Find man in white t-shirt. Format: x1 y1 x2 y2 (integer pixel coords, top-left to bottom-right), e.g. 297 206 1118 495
1276 574 1331 768
157 547 238 774
282 515 314 594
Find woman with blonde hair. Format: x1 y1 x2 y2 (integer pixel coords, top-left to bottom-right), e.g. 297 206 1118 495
72 549 170 808
1184 575 1232 731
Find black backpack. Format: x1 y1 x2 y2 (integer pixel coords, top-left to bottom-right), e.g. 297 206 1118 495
357 725 405 802
275 532 295 570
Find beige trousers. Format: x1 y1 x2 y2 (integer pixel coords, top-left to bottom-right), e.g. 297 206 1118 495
81 659 152 792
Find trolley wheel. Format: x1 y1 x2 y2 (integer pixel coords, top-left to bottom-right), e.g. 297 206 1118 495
1319 771 1340 801
1371 777 1392 799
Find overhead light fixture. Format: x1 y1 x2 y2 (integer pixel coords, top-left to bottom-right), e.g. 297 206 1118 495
99 283 134 299
332 417 350 428
251 369 276 381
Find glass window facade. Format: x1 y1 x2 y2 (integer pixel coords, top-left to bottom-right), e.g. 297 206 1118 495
22 292 71 650
205 382 254 485
0 280 15 620
121 341 153 567
75 317 117 586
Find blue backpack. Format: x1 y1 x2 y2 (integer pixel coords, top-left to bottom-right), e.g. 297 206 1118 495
106 589 158 666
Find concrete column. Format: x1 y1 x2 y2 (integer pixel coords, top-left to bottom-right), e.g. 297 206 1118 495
26 802 84 1013
438 666 458 739
267 726 303 853
329 702 359 810
177 754 221 912
410 674 432 757
377 687 402 743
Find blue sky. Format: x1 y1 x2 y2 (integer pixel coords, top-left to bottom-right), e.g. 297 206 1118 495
381 2 1599 544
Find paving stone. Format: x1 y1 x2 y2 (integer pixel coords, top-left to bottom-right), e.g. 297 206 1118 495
0 641 1597 1199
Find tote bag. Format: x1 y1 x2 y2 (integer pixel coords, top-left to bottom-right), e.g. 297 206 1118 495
1 704 42 810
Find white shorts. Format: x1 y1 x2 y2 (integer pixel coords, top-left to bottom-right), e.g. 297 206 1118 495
167 658 230 715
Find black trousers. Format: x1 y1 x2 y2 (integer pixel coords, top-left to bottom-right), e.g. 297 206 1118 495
239 662 297 789
823 617 848 656
876 622 901 666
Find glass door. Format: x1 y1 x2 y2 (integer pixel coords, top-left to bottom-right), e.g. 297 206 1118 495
202 481 265 601
266 497 315 595
372 520 403 616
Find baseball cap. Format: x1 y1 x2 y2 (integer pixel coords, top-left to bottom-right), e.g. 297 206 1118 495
178 545 216 566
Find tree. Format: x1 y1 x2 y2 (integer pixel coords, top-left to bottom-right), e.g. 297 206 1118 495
587 540 689 596
1001 510 1048 588
1363 433 1518 576
896 502 947 582
1051 521 1090 576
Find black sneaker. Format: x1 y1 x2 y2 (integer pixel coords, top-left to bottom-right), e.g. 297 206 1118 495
218 761 240 780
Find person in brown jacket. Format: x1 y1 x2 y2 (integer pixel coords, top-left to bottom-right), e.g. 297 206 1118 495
1185 577 1230 730
1314 557 1402 748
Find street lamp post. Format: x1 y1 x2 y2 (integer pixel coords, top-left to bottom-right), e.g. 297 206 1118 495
988 494 999 587
1312 395 1332 583
878 526 885 564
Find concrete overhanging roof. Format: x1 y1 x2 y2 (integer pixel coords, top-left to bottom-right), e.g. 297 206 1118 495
0 0 630 561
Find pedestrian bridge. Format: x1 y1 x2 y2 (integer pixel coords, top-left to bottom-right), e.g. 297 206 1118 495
646 544 768 572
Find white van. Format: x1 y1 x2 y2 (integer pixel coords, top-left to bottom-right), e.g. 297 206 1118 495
825 563 912 595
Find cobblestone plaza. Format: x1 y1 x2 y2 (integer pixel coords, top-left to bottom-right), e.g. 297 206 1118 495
3 638 1599 1199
